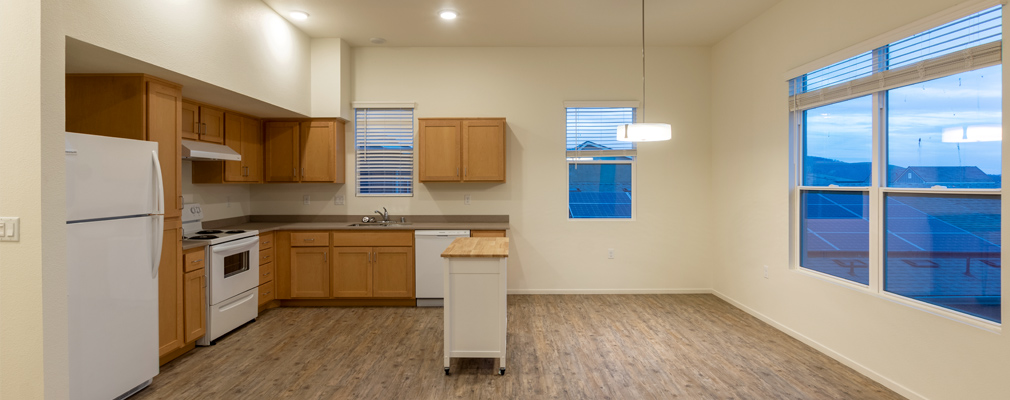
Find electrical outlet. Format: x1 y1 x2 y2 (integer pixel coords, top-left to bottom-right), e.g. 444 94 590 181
608 248 615 259
226 195 232 208
464 194 471 205
763 265 769 279
334 195 345 205
303 195 310 205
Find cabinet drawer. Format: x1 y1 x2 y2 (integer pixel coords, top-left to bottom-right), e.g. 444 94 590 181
291 232 329 247
332 230 413 247
259 232 275 250
259 246 274 265
259 262 274 286
183 249 206 273
258 280 275 306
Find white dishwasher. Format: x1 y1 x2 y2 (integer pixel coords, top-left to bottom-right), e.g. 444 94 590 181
415 230 470 306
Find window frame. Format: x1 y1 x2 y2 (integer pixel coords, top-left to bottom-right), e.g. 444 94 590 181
564 101 640 221
788 4 1004 331
352 102 416 197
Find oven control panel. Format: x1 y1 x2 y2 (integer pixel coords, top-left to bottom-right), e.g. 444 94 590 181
182 203 204 224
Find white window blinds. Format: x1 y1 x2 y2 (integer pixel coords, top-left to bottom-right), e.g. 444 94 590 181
354 107 414 196
565 106 637 158
789 5 1002 111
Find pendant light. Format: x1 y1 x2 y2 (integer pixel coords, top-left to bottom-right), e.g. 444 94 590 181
616 0 672 142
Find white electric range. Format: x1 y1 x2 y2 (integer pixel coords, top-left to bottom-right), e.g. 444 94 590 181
182 204 260 345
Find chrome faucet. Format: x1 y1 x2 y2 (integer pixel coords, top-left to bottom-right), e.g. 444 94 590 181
374 207 389 222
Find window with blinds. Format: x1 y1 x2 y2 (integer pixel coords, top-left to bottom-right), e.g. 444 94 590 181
354 107 414 196
789 5 1003 112
565 104 637 219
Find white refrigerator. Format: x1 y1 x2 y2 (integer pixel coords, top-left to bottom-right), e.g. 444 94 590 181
65 132 163 400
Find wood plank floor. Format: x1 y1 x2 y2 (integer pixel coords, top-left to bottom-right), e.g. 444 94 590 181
133 295 904 399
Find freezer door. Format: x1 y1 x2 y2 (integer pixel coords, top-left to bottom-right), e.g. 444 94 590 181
66 132 160 222
68 216 159 400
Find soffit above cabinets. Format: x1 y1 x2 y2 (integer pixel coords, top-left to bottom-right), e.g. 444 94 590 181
262 0 781 47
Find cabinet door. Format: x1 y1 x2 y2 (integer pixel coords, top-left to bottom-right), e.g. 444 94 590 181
146 81 183 219
242 116 263 182
223 113 245 182
264 122 300 182
290 247 330 298
419 120 461 181
331 247 372 298
158 220 184 356
181 101 199 141
199 106 225 144
462 119 506 182
373 247 414 298
300 121 336 182
183 269 206 343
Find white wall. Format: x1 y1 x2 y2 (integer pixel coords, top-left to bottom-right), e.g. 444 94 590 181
62 0 312 115
250 46 715 293
181 162 252 220
710 0 1009 399
311 38 353 119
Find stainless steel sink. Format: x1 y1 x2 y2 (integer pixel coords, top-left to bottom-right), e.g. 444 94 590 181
346 222 412 227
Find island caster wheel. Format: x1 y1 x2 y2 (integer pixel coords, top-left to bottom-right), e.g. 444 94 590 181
444 367 450 375
499 367 506 376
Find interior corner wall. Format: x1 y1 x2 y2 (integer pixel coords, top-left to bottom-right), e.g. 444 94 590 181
310 38 351 119
251 46 716 293
60 0 312 116
710 0 1009 399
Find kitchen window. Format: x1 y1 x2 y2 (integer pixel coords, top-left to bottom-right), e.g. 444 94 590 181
353 102 415 196
789 5 1002 325
565 102 638 219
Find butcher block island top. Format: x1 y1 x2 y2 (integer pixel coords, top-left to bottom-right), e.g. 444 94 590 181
441 237 509 258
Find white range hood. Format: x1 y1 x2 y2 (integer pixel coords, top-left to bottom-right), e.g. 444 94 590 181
181 140 241 161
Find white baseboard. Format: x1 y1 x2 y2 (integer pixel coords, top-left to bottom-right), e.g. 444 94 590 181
710 290 927 400
507 288 713 295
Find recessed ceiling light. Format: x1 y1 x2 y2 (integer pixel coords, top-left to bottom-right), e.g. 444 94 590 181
370 37 387 45
439 10 458 20
289 11 309 21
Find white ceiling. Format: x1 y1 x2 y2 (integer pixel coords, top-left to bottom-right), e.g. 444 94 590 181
262 0 782 47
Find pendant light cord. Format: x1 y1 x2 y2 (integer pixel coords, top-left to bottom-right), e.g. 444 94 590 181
641 0 646 123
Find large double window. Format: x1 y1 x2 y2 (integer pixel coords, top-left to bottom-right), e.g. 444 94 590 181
565 102 638 219
791 6 1003 324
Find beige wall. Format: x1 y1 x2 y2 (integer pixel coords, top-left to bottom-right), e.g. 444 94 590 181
710 0 1008 399
245 46 715 293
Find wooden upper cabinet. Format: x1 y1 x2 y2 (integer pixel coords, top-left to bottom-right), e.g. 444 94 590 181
199 106 225 144
419 120 461 181
462 120 506 182
300 120 337 182
192 113 263 184
418 118 505 182
264 121 301 182
263 119 345 183
181 101 199 141
66 74 184 218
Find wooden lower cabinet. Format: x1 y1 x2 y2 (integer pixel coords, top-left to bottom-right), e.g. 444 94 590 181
259 280 276 306
289 247 330 298
332 247 372 297
277 231 415 302
471 230 507 238
183 269 206 343
158 220 184 357
373 247 414 298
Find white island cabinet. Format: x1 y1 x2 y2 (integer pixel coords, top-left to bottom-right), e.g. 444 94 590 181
441 237 509 375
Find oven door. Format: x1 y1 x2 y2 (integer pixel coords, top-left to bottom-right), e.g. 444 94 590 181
208 236 260 305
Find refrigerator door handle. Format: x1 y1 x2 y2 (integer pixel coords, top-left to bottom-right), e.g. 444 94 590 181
152 215 164 279
151 150 165 216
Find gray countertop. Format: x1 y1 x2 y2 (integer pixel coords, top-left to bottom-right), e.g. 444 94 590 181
227 221 510 233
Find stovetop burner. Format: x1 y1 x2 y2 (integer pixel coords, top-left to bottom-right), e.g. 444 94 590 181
188 235 220 240
197 230 223 234
225 230 246 234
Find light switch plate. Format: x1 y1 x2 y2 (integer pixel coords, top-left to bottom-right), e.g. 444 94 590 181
334 195 344 205
0 217 20 242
